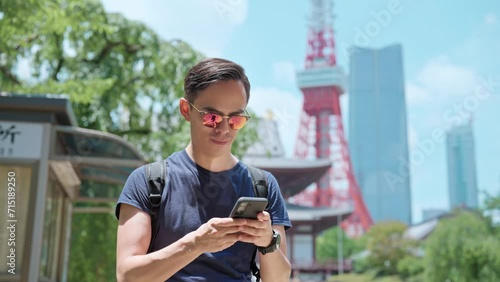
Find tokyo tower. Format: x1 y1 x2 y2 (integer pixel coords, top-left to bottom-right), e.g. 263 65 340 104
292 0 373 235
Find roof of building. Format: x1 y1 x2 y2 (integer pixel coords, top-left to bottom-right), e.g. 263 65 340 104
286 202 354 234
244 118 286 158
0 93 145 191
404 212 455 241
0 92 78 126
244 157 331 198
243 118 332 197
287 202 353 221
404 218 440 241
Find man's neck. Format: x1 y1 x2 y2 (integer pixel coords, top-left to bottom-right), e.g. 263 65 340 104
185 143 238 172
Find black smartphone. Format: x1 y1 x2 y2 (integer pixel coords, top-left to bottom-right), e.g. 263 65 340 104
229 197 268 219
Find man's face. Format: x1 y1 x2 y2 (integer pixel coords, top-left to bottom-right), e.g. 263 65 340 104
181 80 248 158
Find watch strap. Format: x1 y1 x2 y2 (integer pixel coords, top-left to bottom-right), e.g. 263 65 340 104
258 230 280 255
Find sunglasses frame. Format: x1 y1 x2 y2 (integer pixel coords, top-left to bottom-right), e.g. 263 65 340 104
186 100 251 130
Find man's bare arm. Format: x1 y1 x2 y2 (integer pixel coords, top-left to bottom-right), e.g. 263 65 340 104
258 226 291 282
236 211 291 282
116 204 244 282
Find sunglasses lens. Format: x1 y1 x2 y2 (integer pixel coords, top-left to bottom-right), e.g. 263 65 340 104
228 116 248 130
202 113 222 128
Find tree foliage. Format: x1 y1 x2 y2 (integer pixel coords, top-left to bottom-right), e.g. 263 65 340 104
482 190 500 238
365 221 418 276
69 212 117 282
396 255 424 279
1 1 258 281
1 0 204 161
319 196 500 281
316 226 361 263
424 211 500 282
0 0 258 160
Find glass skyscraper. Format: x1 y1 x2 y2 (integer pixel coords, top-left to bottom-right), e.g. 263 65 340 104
446 123 478 209
348 44 412 225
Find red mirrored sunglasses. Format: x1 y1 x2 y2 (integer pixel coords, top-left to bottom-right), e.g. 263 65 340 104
187 100 251 130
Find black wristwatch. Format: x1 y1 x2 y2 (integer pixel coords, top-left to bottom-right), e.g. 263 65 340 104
258 230 281 255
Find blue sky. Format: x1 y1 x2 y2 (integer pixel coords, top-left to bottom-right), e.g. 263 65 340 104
102 0 500 223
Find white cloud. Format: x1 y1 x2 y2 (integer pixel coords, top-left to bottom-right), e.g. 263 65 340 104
450 20 500 76
405 57 479 139
484 13 498 25
415 56 477 99
272 61 296 84
248 87 352 158
247 87 303 157
406 54 500 132
101 0 249 57
406 83 431 105
407 20 500 135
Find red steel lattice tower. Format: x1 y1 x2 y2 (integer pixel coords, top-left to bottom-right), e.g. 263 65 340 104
292 0 373 236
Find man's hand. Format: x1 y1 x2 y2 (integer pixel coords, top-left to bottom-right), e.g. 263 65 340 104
186 217 248 253
235 211 273 247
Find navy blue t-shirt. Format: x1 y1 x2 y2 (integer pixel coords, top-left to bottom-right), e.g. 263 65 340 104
116 150 291 282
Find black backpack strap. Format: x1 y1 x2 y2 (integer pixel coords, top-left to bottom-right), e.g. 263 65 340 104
246 164 268 201
145 159 166 253
245 164 268 282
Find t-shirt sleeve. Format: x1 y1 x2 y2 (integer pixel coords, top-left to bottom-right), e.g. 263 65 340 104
115 165 150 220
265 172 292 230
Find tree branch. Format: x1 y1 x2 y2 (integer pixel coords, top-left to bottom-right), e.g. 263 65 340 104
0 65 21 85
84 41 145 64
52 57 65 81
110 128 151 136
15 34 40 52
51 33 65 81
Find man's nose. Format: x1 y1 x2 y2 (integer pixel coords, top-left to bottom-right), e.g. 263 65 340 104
215 117 231 134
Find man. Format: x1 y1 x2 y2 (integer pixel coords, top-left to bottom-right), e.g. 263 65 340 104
116 58 292 281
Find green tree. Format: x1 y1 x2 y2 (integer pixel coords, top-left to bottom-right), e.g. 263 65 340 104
396 255 424 279
424 211 500 282
316 226 359 263
482 191 500 237
0 0 257 160
365 221 417 276
70 212 118 282
1 1 257 281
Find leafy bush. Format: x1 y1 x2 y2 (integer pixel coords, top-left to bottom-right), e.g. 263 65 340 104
396 255 424 278
424 211 500 282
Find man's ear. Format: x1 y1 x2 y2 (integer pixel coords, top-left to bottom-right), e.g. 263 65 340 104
179 98 191 121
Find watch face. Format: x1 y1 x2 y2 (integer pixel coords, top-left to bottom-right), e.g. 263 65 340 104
275 231 281 249
258 230 281 255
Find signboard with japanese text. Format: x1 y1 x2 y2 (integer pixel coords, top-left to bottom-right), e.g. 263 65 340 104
0 122 44 159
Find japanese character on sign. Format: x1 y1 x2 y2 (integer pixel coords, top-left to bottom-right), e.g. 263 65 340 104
0 125 21 144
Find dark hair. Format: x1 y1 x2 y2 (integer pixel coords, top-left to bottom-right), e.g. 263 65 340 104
184 58 250 103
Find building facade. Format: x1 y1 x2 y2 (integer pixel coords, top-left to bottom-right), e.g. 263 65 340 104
0 93 146 281
446 123 479 209
348 44 412 224
422 208 448 221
